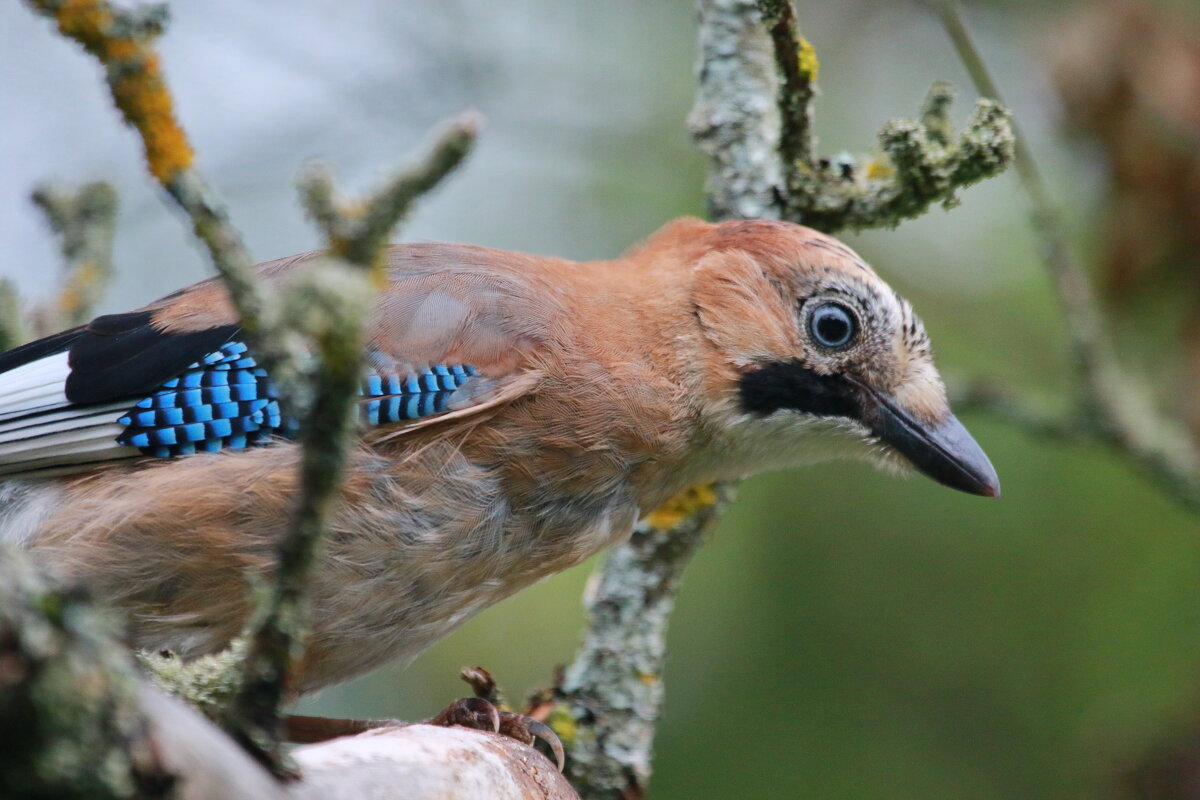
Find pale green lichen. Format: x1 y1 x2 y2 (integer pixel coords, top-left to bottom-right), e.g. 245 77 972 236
784 88 1014 233
0 549 168 798
137 640 247 724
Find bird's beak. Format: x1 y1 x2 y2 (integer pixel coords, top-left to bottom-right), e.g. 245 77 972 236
857 385 1000 498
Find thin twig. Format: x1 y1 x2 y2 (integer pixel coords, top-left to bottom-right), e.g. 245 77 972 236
930 0 1200 513
302 113 480 268
233 116 478 763
24 0 296 397
949 381 1087 444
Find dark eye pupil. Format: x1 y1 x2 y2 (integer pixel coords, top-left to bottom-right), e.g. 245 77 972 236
810 304 855 348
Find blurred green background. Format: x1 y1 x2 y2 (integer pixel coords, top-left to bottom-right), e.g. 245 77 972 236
4 1 1200 797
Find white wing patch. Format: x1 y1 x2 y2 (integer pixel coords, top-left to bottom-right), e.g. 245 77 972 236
0 352 137 477
0 351 70 418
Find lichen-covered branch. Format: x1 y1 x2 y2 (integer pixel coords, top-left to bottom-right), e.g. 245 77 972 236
686 0 782 221
0 548 170 799
232 117 478 767
29 182 118 333
559 485 733 799
931 0 1200 513
791 87 1013 233
0 182 118 349
756 0 1014 234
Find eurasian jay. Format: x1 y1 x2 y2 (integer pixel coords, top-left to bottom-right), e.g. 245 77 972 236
0 217 998 694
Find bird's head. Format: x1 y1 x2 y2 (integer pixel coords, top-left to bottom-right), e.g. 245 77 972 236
682 218 998 497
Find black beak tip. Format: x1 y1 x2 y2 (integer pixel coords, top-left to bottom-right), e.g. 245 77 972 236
971 469 1001 499
869 397 1000 500
942 422 1000 499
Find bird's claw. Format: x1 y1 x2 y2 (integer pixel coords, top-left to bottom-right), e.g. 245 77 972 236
498 711 566 773
424 696 565 772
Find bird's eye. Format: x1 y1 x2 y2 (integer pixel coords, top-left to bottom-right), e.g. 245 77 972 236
808 303 857 349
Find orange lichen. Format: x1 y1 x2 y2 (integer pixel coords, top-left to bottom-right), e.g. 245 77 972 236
865 157 894 181
796 36 819 83
40 0 194 183
645 483 718 531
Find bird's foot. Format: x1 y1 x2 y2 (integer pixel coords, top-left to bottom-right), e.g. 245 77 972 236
431 665 565 771
424 694 565 772
284 666 565 772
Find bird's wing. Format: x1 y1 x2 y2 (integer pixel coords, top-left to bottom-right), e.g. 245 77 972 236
0 248 544 477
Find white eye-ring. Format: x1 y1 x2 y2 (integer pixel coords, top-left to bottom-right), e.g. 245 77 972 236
808 302 857 349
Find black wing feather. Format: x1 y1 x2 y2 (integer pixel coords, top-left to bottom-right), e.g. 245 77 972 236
0 326 86 374
62 311 241 405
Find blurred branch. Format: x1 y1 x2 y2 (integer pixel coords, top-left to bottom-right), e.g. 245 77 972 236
30 181 118 334
950 382 1088 445
0 281 26 352
24 0 482 778
557 2 1014 798
0 181 118 350
233 117 477 765
930 0 1200 514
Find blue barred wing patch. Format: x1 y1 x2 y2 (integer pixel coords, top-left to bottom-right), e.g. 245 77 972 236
115 341 478 458
359 363 477 426
115 341 291 457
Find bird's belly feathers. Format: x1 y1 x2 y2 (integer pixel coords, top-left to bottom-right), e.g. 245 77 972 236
0 480 63 546
12 440 639 692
